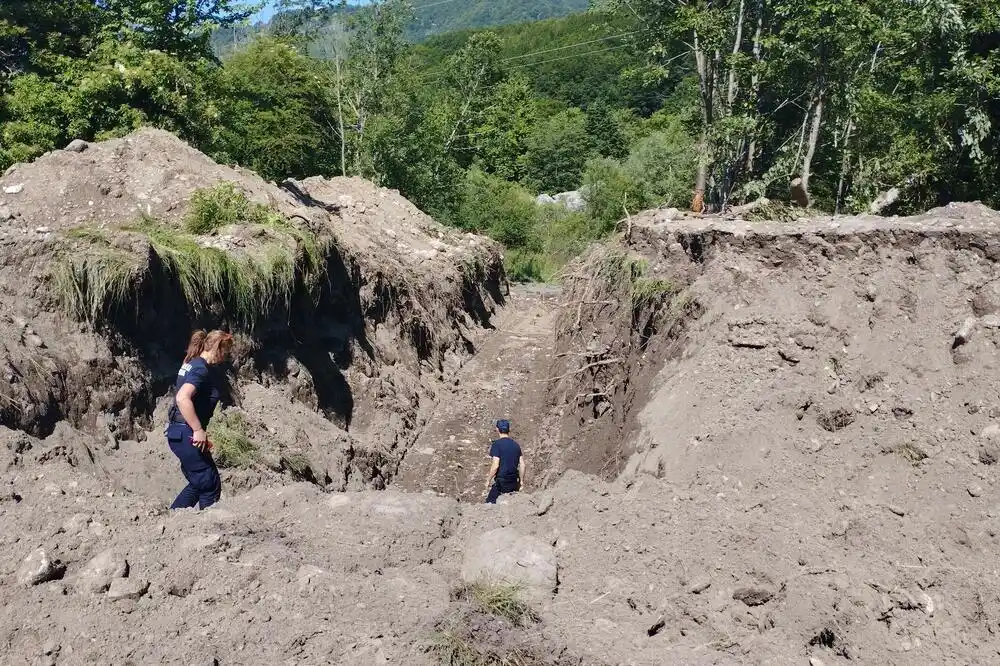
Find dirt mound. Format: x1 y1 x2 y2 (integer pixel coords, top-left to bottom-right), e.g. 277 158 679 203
0 129 505 492
535 203 1000 662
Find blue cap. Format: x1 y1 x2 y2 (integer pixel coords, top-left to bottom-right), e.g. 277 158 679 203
496 419 510 433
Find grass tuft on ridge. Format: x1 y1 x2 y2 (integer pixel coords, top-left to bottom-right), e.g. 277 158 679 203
51 182 332 327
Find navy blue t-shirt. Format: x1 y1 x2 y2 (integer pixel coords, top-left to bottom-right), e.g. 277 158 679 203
174 357 221 428
490 437 522 481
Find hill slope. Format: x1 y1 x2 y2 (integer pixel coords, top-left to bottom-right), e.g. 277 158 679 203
407 0 590 41
211 0 591 52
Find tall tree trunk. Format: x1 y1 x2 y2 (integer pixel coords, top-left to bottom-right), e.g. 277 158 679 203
835 117 853 215
799 88 825 208
746 0 764 174
691 30 713 213
727 0 746 109
335 53 347 177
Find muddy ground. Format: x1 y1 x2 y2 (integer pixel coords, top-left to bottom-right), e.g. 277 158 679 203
2 131 1000 665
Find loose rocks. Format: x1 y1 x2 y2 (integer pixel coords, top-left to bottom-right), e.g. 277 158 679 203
76 549 128 594
732 587 773 607
688 576 712 594
107 578 149 601
16 548 65 586
64 139 89 153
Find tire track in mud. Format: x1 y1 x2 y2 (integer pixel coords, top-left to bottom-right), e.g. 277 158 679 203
395 284 561 502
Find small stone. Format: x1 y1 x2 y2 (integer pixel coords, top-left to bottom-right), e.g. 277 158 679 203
16 548 65 586
979 446 999 465
646 615 666 636
982 424 1000 440
656 208 680 222
968 484 983 498
61 513 91 534
180 533 222 551
106 577 148 601
0 204 13 221
688 576 711 594
954 317 977 347
809 658 826 666
778 346 800 364
76 549 128 594
3 183 23 195
24 333 45 348
887 504 906 517
732 587 773 607
535 494 554 516
794 334 818 350
981 314 1000 329
34 226 50 234
42 639 59 656
919 592 935 616
65 139 89 153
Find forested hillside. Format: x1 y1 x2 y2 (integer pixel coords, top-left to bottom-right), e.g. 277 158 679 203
2 0 999 282
406 0 589 41
210 0 590 53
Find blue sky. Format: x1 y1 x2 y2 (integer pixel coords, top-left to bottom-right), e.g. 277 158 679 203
254 1 278 23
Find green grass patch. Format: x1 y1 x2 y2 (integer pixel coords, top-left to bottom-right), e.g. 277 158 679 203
130 215 299 325
281 452 315 479
185 181 269 234
208 410 259 468
52 185 332 327
454 582 540 628
52 228 146 321
632 277 679 311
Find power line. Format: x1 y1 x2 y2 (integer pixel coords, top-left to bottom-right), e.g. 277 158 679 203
508 42 633 69
419 33 641 83
412 0 463 10
500 30 642 62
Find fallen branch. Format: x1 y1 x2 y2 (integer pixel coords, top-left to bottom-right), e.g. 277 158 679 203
540 358 624 383
576 391 612 401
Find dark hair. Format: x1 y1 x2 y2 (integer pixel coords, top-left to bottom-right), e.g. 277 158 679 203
496 419 510 434
184 330 234 363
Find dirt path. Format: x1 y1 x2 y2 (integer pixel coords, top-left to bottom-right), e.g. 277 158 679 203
395 284 561 502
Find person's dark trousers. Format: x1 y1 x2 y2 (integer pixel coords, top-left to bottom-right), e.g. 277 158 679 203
167 423 221 510
485 476 519 504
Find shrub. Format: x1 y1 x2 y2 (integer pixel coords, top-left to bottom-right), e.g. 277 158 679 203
624 121 696 208
582 157 649 232
455 168 540 251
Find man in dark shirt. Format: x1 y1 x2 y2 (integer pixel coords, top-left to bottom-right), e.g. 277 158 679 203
484 419 525 504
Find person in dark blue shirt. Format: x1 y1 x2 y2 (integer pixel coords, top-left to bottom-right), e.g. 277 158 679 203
166 329 233 510
484 419 525 504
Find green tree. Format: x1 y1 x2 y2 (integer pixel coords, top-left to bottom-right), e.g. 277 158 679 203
582 157 648 231
212 38 339 180
585 101 628 159
521 108 595 193
474 75 539 181
624 118 696 207
98 0 258 59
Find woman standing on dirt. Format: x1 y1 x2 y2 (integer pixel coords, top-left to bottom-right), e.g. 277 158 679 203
166 330 233 510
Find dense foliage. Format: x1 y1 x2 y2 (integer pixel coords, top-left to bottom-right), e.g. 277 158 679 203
2 0 999 283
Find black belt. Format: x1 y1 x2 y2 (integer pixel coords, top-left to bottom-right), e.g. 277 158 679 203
167 404 187 424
